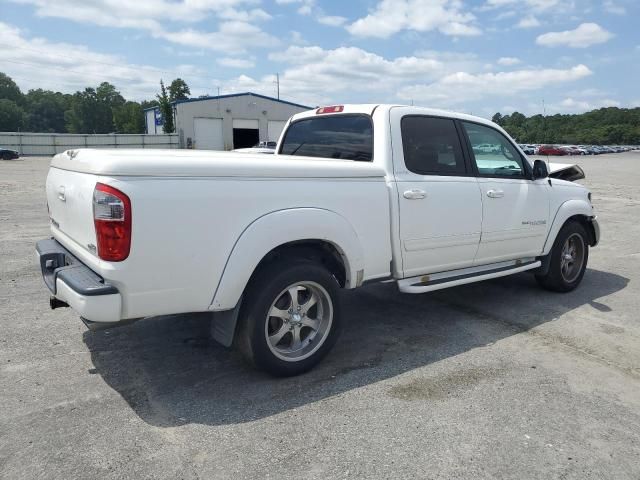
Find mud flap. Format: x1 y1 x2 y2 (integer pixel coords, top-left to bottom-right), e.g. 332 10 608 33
210 299 242 347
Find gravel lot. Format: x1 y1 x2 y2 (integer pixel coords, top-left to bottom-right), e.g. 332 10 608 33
1 153 639 479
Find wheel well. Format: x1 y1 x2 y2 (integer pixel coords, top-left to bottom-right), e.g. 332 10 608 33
565 214 597 246
250 240 348 288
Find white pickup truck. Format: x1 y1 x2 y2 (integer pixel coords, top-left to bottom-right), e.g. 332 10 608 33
37 104 599 376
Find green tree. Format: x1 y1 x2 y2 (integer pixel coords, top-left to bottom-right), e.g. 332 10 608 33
156 79 174 133
113 101 145 133
96 82 125 107
0 99 26 131
168 78 190 102
24 89 71 132
65 82 124 133
0 72 23 104
491 112 503 126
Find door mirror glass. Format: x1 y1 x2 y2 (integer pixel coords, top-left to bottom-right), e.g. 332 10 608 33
532 159 549 180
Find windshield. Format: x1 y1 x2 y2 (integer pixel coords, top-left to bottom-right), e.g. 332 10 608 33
279 114 373 161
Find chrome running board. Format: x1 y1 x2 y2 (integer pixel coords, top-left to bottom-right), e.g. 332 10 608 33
397 259 541 294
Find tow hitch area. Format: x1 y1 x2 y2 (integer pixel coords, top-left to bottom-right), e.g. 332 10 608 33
49 296 69 310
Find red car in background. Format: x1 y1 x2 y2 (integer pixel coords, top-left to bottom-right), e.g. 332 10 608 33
538 145 568 156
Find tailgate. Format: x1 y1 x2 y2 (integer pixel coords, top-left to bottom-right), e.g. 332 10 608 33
46 167 98 255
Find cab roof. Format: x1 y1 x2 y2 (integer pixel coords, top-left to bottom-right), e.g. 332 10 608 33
289 104 497 129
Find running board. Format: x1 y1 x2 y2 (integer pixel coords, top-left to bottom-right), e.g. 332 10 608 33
397 259 541 294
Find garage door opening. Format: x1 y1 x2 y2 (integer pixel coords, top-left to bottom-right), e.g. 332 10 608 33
233 128 259 149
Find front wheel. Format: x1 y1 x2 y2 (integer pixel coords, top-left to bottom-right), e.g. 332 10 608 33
536 221 589 292
236 259 342 376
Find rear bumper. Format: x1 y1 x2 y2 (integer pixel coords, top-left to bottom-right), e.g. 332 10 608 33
36 238 122 323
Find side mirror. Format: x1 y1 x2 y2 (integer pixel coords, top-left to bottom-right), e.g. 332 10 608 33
532 159 548 180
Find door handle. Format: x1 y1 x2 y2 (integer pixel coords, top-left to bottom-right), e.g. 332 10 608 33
403 189 426 200
486 189 504 198
57 186 66 202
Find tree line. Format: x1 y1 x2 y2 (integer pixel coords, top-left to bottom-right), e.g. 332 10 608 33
1 69 639 143
493 108 640 145
0 72 190 134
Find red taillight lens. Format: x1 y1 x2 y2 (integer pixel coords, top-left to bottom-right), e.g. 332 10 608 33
93 183 131 262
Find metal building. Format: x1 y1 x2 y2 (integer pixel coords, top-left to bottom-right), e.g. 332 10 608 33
145 92 309 150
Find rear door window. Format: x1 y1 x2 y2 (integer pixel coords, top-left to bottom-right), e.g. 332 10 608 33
279 115 373 161
400 116 467 176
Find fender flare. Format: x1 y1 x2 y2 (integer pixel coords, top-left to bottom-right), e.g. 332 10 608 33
542 199 594 255
210 208 364 311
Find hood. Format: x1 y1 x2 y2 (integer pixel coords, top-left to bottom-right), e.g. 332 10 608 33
548 162 585 182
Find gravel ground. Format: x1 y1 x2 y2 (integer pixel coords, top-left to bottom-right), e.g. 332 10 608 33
1 153 639 479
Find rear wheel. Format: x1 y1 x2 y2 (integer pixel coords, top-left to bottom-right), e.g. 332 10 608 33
536 221 589 292
236 259 342 376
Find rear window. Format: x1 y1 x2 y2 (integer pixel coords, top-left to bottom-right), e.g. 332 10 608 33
279 115 373 161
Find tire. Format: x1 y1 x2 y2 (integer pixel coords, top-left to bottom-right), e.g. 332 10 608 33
535 221 589 292
235 258 342 376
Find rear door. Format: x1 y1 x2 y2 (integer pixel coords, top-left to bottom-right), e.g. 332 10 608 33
391 108 483 277
460 121 549 264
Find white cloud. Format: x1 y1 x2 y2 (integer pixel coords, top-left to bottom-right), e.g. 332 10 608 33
9 0 276 53
157 21 279 54
603 0 626 15
398 64 593 106
482 0 561 11
548 97 621 113
317 15 348 27
536 23 613 48
517 15 541 28
347 0 481 38
497 56 521 65
0 21 199 99
259 45 454 105
10 0 263 26
217 57 256 69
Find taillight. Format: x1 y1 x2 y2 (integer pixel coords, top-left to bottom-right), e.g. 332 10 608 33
316 105 344 114
93 183 131 261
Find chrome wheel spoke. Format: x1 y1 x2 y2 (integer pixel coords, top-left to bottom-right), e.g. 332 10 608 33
301 316 320 331
288 286 301 310
300 292 318 315
269 324 290 345
290 326 303 351
269 306 289 319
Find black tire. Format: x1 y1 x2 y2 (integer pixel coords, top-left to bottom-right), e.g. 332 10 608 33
235 258 342 376
536 221 589 292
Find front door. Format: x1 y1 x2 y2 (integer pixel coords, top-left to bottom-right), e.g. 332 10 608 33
391 110 483 277
460 121 550 264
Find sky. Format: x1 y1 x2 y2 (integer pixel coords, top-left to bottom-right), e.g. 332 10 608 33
1 0 638 118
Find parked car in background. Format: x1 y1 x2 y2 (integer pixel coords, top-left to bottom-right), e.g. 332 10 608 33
0 148 19 160
561 146 586 156
519 144 536 155
255 141 277 149
538 145 568 156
